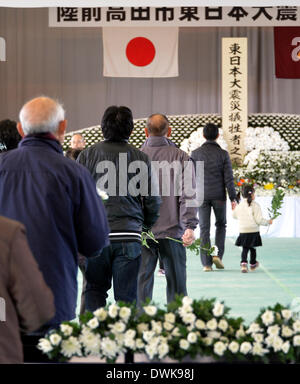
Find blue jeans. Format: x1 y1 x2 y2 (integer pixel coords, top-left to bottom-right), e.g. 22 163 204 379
137 239 187 305
85 241 141 311
198 199 227 267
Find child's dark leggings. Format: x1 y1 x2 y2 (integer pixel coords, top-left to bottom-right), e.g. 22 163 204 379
241 247 257 265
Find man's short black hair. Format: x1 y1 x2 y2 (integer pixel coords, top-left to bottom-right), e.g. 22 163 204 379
0 119 21 152
101 106 134 141
147 114 169 136
203 123 219 141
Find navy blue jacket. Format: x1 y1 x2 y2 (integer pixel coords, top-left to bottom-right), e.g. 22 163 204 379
0 135 110 326
191 141 237 202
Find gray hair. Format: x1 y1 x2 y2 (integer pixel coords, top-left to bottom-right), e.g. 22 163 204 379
19 96 65 135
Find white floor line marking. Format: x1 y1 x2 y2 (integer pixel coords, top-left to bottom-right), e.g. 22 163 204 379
228 238 297 299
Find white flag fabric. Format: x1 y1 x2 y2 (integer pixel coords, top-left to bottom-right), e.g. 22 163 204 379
103 27 178 78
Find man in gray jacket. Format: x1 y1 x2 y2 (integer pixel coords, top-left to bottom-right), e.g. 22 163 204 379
191 123 237 271
137 114 198 304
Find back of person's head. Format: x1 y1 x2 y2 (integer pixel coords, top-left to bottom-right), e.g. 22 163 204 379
203 123 219 141
146 114 169 136
241 184 255 207
65 148 82 161
101 106 133 141
19 96 65 136
0 119 21 152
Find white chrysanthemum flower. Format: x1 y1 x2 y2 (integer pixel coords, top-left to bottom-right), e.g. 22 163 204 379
187 332 198 344
261 310 274 326
108 303 119 318
60 324 73 337
214 341 227 356
87 317 99 330
158 342 169 359
282 341 290 354
195 319 206 330
182 313 196 325
101 337 119 359
178 304 193 316
212 302 224 317
272 336 284 352
38 338 53 353
61 337 82 358
253 333 264 343
143 331 155 343
145 344 157 360
119 307 131 322
151 320 163 334
182 296 194 306
171 327 181 337
80 331 101 355
252 342 268 356
124 337 136 350
293 320 300 333
265 335 275 348
179 339 190 350
267 324 280 337
240 342 252 355
293 335 300 346
164 313 176 323
207 318 218 331
212 246 219 256
93 308 107 321
49 333 62 346
207 331 221 339
203 337 213 346
137 322 149 334
163 321 174 331
281 309 292 320
282 326 294 338
136 338 145 349
228 341 239 354
125 329 136 339
218 319 228 332
96 188 109 201
109 321 126 335
143 305 157 316
246 322 261 334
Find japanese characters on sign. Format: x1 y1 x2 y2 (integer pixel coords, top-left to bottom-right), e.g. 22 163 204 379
49 6 300 27
222 38 247 166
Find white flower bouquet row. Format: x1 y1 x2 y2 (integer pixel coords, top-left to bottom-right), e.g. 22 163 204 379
234 151 300 195
38 296 300 364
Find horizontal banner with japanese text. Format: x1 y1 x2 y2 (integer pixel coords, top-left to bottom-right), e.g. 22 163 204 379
49 6 300 27
2 1 300 8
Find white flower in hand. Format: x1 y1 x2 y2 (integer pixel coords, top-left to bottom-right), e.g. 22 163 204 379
38 338 53 353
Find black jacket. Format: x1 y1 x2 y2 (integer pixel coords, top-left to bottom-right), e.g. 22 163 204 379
77 140 161 242
191 140 237 202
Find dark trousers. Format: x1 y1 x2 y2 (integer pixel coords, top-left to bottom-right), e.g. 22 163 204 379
137 239 187 305
84 241 141 312
241 247 257 265
198 199 227 267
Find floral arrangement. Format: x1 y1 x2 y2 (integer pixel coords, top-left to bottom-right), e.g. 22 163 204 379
180 126 289 156
38 296 300 364
234 151 300 195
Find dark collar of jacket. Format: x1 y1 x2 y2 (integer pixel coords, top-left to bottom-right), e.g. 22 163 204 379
202 140 221 148
18 133 63 154
141 136 177 149
104 138 128 143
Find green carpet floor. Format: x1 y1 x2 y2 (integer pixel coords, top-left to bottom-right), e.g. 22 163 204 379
77 238 300 325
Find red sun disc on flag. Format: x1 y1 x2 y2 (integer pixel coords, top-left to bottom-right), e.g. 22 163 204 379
126 37 156 67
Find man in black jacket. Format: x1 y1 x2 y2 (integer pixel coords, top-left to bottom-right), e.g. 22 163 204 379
191 123 237 272
77 106 161 310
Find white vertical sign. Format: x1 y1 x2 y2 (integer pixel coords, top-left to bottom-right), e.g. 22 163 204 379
0 297 5 322
0 37 6 61
222 37 247 165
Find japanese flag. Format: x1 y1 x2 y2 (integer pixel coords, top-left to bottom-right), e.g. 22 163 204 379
103 27 179 78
